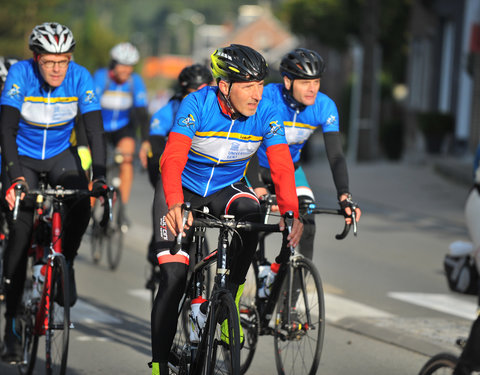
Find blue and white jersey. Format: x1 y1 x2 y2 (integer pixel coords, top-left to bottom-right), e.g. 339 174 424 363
93 68 148 132
0 59 100 160
171 86 287 196
257 83 339 167
149 98 181 137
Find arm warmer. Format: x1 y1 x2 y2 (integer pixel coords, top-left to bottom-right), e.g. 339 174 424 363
131 106 150 141
160 132 192 208
266 143 299 218
323 131 350 197
0 105 22 180
82 110 107 179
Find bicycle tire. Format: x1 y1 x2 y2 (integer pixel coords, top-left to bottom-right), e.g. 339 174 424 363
239 262 260 374
45 255 70 375
90 200 104 264
106 188 124 271
17 278 39 375
418 353 458 375
273 256 325 375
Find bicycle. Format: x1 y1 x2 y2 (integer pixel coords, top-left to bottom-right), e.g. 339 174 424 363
239 195 357 375
10 176 111 375
165 203 294 375
90 149 127 270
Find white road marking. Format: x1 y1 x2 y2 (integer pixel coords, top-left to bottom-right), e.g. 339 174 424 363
388 292 477 320
325 293 395 322
128 289 151 302
71 299 122 324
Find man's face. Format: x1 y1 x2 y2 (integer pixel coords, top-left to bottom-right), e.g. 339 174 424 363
221 80 264 117
284 76 320 106
38 53 72 87
112 63 134 83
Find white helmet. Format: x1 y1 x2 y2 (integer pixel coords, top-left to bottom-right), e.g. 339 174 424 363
29 22 76 54
110 42 140 66
0 57 18 83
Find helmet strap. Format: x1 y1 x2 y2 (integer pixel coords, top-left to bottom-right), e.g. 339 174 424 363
218 81 241 120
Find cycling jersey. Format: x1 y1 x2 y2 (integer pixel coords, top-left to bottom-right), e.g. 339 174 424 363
256 83 339 167
149 98 181 137
162 86 288 199
93 68 148 133
0 59 100 160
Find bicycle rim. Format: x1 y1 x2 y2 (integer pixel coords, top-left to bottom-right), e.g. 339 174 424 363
17 289 39 375
418 353 458 375
45 255 70 375
274 257 325 375
201 291 240 375
107 189 124 271
239 263 260 374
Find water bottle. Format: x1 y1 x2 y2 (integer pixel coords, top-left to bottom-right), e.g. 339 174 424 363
258 262 280 298
32 263 46 300
189 297 207 343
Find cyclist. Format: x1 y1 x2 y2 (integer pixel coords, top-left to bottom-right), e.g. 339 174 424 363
247 48 361 262
140 63 213 267
93 42 149 210
149 44 303 375
0 22 106 363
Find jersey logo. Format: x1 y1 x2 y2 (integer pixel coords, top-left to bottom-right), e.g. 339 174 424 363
326 115 337 126
151 118 160 130
84 90 96 104
178 114 195 128
7 84 20 99
264 120 284 139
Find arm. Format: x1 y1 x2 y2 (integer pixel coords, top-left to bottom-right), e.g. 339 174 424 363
82 110 106 180
0 104 22 180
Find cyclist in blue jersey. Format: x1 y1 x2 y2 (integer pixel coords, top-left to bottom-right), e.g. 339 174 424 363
0 22 106 364
149 44 303 375
247 48 361 262
140 64 213 266
93 42 149 209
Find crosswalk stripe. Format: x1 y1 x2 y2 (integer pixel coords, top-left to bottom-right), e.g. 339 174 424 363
388 292 477 320
71 299 122 324
325 293 394 322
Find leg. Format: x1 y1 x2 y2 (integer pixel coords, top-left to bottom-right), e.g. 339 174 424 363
115 136 135 204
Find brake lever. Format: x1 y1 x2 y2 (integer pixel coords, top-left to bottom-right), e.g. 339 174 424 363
172 202 191 255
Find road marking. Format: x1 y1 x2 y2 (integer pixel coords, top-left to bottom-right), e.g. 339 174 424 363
128 289 151 302
388 292 477 320
71 299 122 324
76 336 111 342
325 293 395 322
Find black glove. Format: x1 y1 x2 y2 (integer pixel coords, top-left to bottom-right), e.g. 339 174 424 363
91 178 107 197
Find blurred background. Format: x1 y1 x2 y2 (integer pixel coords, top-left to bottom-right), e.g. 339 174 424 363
1 0 478 166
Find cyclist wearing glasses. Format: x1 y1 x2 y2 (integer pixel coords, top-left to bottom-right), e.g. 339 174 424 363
149 44 303 375
93 42 149 212
0 22 106 364
141 64 213 266
247 48 361 262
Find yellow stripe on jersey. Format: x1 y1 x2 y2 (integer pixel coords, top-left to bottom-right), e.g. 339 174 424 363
24 120 71 127
195 131 263 142
24 96 78 103
284 122 316 130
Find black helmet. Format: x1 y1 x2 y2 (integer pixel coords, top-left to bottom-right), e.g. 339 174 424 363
280 48 325 80
178 64 213 90
29 22 76 54
211 44 268 82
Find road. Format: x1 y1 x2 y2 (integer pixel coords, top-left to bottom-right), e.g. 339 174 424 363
0 158 476 374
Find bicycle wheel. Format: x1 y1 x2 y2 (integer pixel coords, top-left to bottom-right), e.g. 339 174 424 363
106 188 124 270
200 291 240 375
45 255 70 375
90 200 104 264
239 262 260 374
274 256 324 375
18 279 39 375
418 353 458 374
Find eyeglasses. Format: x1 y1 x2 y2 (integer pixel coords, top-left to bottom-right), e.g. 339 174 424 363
39 59 70 69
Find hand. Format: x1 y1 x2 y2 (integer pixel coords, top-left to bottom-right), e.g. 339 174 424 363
6 178 28 210
254 187 279 212
91 178 107 197
139 140 151 169
279 216 303 248
339 193 362 225
165 203 193 237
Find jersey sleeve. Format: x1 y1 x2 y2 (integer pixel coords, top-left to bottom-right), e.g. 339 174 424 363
150 101 175 137
318 94 340 133
76 66 101 114
133 73 148 108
